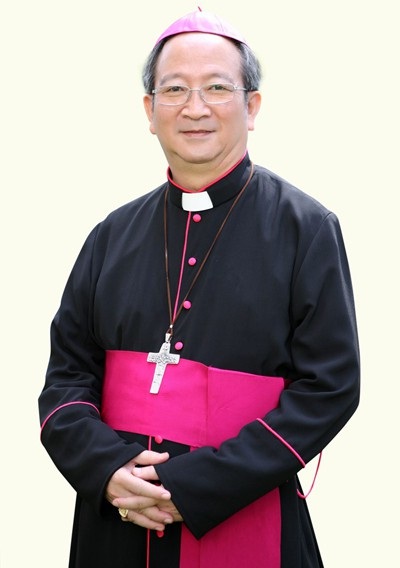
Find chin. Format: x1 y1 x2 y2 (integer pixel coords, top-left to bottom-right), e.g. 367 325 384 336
181 151 220 165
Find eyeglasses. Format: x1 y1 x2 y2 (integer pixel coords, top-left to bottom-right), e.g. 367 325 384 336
151 83 248 106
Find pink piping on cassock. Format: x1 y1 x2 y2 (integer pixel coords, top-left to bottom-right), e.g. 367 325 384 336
146 437 152 568
40 401 100 435
256 418 322 499
145 436 166 567
173 212 192 320
297 452 322 499
256 418 306 467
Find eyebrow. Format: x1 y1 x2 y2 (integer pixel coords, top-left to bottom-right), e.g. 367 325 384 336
158 72 236 85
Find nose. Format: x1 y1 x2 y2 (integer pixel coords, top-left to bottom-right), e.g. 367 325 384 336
187 88 204 101
182 89 211 117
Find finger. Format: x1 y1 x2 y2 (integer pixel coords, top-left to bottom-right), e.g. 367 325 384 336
158 501 183 522
112 486 171 511
113 495 159 511
121 509 168 531
121 516 165 531
131 468 171 500
124 471 171 500
131 465 159 482
134 505 173 525
133 450 170 466
107 470 163 504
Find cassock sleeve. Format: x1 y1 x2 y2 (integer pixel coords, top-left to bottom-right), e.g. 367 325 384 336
155 212 360 539
38 226 146 515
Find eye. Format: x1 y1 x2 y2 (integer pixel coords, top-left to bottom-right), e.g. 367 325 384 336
162 85 187 94
205 83 233 92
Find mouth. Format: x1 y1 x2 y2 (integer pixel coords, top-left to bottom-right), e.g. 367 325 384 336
182 129 213 138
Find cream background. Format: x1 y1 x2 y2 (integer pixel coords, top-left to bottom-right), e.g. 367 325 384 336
1 1 398 566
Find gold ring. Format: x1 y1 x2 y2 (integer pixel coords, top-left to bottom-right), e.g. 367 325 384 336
118 508 129 518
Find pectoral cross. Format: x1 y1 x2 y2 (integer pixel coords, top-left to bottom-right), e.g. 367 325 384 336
147 333 180 394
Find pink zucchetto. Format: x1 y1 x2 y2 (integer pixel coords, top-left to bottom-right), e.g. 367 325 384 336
155 7 249 47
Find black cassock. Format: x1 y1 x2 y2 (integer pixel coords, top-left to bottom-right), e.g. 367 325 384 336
39 154 360 567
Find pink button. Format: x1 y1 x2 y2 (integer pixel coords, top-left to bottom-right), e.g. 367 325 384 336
154 435 163 444
188 257 197 266
157 530 165 538
192 213 202 223
175 341 184 351
183 300 192 310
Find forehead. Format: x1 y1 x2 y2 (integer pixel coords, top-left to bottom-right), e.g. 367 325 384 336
155 33 242 82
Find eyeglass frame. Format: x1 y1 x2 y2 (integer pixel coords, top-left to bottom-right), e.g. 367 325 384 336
151 83 248 106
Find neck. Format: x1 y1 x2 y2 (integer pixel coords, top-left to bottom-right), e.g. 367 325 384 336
168 152 247 192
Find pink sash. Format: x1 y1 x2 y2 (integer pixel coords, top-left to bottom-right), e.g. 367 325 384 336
102 350 285 568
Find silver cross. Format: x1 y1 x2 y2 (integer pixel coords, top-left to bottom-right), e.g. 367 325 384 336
147 334 180 394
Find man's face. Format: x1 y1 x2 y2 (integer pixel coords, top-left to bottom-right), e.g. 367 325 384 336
143 33 260 178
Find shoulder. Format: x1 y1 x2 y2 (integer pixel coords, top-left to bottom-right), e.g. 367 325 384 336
252 164 337 228
86 183 166 243
77 183 167 258
254 165 331 213
249 165 345 258
102 183 167 227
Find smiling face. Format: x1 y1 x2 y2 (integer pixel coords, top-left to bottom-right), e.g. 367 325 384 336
143 33 261 188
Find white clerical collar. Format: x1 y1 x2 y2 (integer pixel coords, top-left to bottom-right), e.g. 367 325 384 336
181 191 214 211
167 153 251 211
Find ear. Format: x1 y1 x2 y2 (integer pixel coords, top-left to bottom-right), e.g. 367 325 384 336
143 94 156 135
246 91 261 132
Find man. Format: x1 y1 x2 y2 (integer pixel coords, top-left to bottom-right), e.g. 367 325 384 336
39 9 360 568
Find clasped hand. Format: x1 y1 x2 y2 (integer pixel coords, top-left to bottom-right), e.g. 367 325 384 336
106 450 183 531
